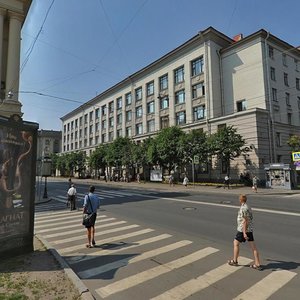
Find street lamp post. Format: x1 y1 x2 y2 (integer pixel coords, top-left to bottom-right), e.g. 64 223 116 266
43 176 48 198
41 156 52 200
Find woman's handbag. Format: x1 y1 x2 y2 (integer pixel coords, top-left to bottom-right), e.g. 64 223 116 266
82 195 96 226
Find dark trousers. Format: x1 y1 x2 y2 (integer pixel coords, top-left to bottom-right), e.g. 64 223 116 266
68 195 76 210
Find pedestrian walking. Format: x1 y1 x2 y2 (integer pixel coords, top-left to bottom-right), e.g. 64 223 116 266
224 175 230 189
67 183 77 211
136 173 140 183
83 185 100 248
183 175 189 187
228 194 262 270
252 176 258 193
68 178 72 188
169 174 174 187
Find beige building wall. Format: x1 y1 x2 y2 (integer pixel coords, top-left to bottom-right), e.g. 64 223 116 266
61 27 300 180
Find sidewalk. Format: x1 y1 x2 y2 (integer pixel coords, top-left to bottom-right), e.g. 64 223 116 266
50 176 300 196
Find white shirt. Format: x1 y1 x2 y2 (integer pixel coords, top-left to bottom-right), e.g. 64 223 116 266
67 186 76 196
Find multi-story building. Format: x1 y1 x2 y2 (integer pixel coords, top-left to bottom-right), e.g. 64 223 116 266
61 27 300 180
0 0 32 118
37 129 61 159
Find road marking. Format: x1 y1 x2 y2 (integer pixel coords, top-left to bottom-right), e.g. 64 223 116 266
59 228 155 254
35 210 85 219
151 257 252 300
66 233 172 264
161 198 300 217
233 270 297 300
51 224 140 245
96 247 219 298
34 217 115 232
78 240 192 278
43 221 127 238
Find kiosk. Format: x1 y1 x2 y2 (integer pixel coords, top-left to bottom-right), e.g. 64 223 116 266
264 163 291 189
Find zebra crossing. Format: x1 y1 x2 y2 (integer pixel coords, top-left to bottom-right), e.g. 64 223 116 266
34 209 298 299
35 189 157 213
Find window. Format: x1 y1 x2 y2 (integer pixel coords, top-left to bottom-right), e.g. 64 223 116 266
176 111 186 125
79 117 82 126
89 124 93 134
84 127 87 136
102 133 107 143
117 129 122 137
71 121 74 130
192 82 205 98
270 67 276 81
193 105 206 121
95 136 99 145
147 101 155 114
146 81 154 96
117 97 122 109
191 57 204 76
275 132 281 147
284 72 289 86
136 123 143 135
147 119 155 133
64 124 66 133
282 53 287 66
109 101 114 113
296 78 300 90
117 113 122 124
89 111 93 122
101 120 106 129
175 89 185 104
84 114 88 124
136 106 143 118
89 137 93 145
159 74 168 90
102 105 106 116
298 97 300 109
125 92 132 106
287 113 292 125
135 87 142 101
160 96 169 109
126 126 132 137
109 132 114 142
286 93 290 106
295 59 299 72
109 117 114 127
268 46 274 59
126 110 132 122
160 116 169 129
272 88 278 101
75 119 78 128
237 99 247 112
95 122 99 132
174 66 184 84
95 108 99 119
79 129 82 138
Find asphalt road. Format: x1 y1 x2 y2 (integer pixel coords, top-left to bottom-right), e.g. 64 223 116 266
34 180 300 300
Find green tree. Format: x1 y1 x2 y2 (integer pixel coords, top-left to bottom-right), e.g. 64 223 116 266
209 125 245 176
155 126 185 173
178 129 209 166
88 144 108 178
287 135 300 151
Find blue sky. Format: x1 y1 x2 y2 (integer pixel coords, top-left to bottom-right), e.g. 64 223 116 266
20 0 300 131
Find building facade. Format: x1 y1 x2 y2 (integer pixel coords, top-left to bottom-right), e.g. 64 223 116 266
37 129 61 159
0 0 32 118
61 27 300 180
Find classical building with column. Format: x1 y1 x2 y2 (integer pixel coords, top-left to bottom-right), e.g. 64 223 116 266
61 27 300 181
0 0 32 118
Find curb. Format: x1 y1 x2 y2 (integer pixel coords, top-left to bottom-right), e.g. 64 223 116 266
36 234 95 300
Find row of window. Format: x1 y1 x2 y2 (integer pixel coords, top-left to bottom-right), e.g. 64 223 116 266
270 67 300 88
63 105 207 146
272 87 300 107
63 57 205 133
268 45 299 71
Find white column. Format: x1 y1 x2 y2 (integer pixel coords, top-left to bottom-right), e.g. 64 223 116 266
6 11 23 102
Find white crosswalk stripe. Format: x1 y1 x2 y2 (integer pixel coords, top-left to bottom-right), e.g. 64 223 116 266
78 240 193 278
232 269 297 300
34 207 298 300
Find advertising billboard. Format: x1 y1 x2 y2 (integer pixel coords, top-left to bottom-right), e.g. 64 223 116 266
0 115 38 258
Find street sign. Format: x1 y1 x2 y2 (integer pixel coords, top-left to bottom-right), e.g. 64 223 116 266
193 155 199 164
292 152 300 161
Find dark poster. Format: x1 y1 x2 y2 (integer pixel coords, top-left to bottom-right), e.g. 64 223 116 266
0 116 38 257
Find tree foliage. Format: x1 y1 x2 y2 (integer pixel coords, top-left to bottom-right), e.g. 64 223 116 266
287 135 300 151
